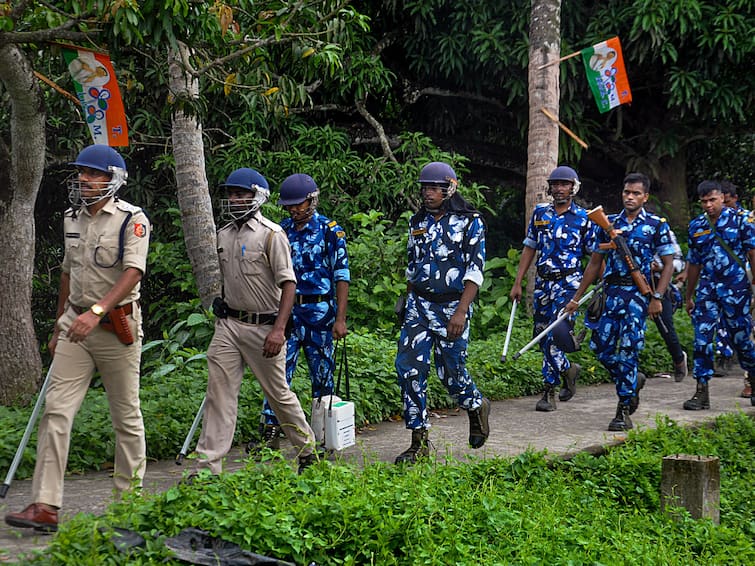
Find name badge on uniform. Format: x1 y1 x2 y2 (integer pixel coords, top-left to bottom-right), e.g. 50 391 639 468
534 220 550 227
693 229 711 238
411 228 427 237
65 233 80 239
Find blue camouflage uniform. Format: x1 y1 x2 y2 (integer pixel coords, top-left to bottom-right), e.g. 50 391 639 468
591 209 674 403
715 204 750 361
687 206 755 384
395 210 485 430
524 201 598 386
262 211 350 425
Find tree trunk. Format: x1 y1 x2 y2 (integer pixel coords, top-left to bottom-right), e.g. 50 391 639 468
524 0 562 306
0 44 45 405
656 149 690 235
168 43 221 309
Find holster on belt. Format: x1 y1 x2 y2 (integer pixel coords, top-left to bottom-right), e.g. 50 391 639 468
100 305 135 345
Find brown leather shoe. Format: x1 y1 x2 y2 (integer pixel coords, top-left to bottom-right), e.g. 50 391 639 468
741 376 752 398
5 503 58 532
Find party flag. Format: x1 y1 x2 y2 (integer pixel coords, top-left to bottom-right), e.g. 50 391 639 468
62 46 129 146
581 37 632 113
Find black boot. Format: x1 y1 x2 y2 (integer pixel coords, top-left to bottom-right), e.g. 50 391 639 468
395 428 430 464
536 384 556 412
559 363 580 402
608 402 633 431
683 381 710 410
628 372 647 414
245 423 281 456
468 398 491 448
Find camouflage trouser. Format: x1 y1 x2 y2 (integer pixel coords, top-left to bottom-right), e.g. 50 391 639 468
590 284 647 404
263 303 335 426
395 293 483 430
692 287 755 384
533 275 579 386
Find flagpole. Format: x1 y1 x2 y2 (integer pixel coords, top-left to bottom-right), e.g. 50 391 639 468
540 107 588 149
536 50 582 70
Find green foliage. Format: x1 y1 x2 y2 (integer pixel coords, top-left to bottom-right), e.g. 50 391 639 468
16 413 755 565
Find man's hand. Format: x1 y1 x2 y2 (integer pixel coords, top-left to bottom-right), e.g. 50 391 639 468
263 327 286 358
685 297 695 316
563 298 580 316
510 283 523 302
332 319 348 340
66 312 100 343
446 310 466 341
48 329 60 357
648 298 663 318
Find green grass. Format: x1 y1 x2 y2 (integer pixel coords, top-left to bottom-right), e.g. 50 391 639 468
14 412 755 565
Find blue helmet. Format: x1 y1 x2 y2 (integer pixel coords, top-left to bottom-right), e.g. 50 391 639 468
219 168 270 221
419 161 458 200
547 165 581 196
67 144 128 206
278 173 319 206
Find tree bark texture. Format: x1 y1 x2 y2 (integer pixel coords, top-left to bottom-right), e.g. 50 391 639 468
524 0 562 305
656 150 690 235
0 44 45 405
168 43 221 309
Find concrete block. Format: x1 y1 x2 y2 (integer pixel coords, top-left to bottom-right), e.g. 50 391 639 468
661 454 720 523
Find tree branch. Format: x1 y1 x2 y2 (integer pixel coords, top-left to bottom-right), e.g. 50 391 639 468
355 99 397 163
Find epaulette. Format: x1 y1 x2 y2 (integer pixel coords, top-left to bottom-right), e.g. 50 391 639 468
259 216 283 232
326 219 346 239
114 200 144 215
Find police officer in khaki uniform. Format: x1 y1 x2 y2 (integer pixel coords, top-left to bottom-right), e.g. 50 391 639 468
194 168 319 474
5 145 149 533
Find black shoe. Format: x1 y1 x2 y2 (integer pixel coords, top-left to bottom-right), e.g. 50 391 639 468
246 423 281 456
298 451 322 474
683 381 710 410
468 398 491 448
395 429 430 464
608 402 633 431
536 385 556 412
559 364 580 402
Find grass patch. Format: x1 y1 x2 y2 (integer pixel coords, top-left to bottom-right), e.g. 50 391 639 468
15 412 755 565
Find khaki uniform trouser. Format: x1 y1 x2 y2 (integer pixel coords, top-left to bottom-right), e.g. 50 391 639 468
32 306 146 508
196 317 315 474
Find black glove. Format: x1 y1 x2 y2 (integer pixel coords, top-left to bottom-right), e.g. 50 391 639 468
212 297 228 319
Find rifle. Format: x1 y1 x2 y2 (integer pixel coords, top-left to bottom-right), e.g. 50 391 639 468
587 206 652 296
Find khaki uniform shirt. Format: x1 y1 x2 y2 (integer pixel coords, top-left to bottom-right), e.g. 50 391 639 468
62 198 150 307
218 212 296 313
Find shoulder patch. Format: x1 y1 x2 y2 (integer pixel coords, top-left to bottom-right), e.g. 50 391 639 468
134 223 147 238
660 217 667 223
327 220 338 228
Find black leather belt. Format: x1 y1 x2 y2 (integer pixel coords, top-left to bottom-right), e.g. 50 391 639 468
537 267 579 281
605 274 634 286
70 302 134 316
226 308 277 325
412 289 462 303
295 294 331 305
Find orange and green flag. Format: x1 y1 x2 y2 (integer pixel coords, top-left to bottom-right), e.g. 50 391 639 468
62 45 129 147
581 37 632 114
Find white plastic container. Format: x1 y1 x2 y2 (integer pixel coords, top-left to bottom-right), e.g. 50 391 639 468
311 395 341 445
324 400 356 451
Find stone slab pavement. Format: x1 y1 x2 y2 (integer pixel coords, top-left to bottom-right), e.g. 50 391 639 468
1 371 753 563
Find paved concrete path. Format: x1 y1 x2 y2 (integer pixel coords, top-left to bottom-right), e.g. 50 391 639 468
1 371 753 563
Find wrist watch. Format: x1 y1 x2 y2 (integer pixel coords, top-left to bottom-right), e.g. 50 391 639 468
90 304 106 317
651 292 663 301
